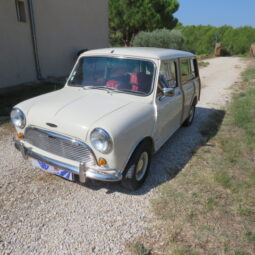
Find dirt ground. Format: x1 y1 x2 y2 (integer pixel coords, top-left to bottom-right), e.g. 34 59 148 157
0 57 250 255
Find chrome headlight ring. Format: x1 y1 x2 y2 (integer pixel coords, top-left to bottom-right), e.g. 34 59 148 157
10 108 26 129
90 128 113 154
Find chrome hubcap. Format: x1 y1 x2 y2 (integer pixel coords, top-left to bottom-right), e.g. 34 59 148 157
135 152 148 181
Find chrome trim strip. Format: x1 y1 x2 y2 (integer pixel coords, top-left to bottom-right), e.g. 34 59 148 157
14 139 122 182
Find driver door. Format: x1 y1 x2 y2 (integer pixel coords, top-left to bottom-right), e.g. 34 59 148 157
155 60 183 147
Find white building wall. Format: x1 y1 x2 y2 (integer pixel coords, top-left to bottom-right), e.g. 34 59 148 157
34 0 109 78
0 0 108 89
0 0 36 89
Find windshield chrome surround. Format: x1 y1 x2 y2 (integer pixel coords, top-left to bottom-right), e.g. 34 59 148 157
66 55 157 97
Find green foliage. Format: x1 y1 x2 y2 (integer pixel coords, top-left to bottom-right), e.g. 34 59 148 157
109 0 179 46
179 25 255 55
245 231 255 243
131 24 255 55
109 0 254 54
221 26 255 55
235 251 251 255
231 68 255 136
132 29 185 49
214 170 232 189
129 242 151 255
185 26 255 55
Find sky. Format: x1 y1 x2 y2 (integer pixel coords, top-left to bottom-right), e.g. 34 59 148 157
175 0 255 28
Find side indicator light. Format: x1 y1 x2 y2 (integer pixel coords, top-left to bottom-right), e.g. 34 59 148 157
98 158 107 166
17 133 24 139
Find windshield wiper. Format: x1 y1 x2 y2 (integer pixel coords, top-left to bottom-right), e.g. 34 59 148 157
83 86 107 90
83 86 116 93
113 89 147 95
83 86 146 95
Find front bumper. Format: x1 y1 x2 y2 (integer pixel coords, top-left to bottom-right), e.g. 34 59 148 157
14 139 122 182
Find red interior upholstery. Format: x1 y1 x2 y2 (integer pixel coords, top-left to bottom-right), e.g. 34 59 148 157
106 80 119 88
130 73 152 93
106 73 152 93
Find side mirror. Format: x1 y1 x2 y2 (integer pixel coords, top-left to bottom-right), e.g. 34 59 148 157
162 87 175 97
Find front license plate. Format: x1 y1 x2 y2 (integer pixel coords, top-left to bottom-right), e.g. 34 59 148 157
31 159 74 181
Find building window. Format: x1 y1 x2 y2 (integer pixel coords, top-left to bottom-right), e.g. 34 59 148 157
15 0 27 22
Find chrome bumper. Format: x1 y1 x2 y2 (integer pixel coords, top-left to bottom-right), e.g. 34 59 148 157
14 139 122 182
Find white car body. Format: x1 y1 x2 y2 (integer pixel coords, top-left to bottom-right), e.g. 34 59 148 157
12 48 201 186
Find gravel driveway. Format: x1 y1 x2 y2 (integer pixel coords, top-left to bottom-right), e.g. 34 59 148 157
0 57 249 255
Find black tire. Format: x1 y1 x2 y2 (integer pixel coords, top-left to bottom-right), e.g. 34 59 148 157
183 104 196 127
121 140 152 191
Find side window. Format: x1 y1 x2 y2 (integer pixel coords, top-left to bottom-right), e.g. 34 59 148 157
159 62 169 82
180 59 191 84
167 62 177 88
159 61 177 89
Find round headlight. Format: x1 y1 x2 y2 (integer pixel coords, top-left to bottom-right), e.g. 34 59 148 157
10 108 26 129
90 128 113 154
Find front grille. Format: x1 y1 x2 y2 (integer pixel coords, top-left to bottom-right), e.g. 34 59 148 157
24 127 96 165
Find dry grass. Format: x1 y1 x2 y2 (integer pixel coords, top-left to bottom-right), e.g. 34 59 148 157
128 241 151 255
198 61 210 68
148 65 255 255
197 55 214 61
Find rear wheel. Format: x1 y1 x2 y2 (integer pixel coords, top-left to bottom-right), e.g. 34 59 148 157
183 104 196 126
121 141 152 191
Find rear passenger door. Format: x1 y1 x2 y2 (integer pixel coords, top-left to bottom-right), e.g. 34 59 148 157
180 59 196 121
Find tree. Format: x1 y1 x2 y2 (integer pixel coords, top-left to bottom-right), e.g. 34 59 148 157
109 0 179 46
133 29 185 50
179 25 255 56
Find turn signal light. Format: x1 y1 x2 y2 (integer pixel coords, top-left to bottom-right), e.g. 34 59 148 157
17 133 24 139
98 157 107 166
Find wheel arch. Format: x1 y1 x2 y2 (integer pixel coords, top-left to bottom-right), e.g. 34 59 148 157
192 96 198 106
137 136 155 153
122 136 154 173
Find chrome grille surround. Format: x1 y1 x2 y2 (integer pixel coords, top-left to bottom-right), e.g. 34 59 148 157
24 127 96 166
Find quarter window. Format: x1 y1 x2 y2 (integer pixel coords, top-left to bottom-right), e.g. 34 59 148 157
159 61 177 88
168 62 177 87
180 59 192 84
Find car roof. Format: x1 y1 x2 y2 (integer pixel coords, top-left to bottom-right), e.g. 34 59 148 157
81 47 195 60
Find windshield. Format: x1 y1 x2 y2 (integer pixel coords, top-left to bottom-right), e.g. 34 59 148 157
68 56 155 95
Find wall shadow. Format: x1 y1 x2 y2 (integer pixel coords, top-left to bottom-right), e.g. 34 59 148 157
81 107 225 195
0 81 64 116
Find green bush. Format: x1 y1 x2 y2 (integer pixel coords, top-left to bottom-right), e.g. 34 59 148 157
132 25 255 56
179 25 255 56
132 29 185 50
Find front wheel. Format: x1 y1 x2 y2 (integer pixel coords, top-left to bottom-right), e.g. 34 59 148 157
121 141 152 191
183 104 196 127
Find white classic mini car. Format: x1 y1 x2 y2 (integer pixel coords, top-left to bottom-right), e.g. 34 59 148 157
11 48 201 190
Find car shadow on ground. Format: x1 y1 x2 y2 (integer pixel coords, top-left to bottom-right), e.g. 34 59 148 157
81 106 226 195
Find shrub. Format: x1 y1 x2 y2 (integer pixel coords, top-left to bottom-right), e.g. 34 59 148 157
179 25 255 56
132 29 185 50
